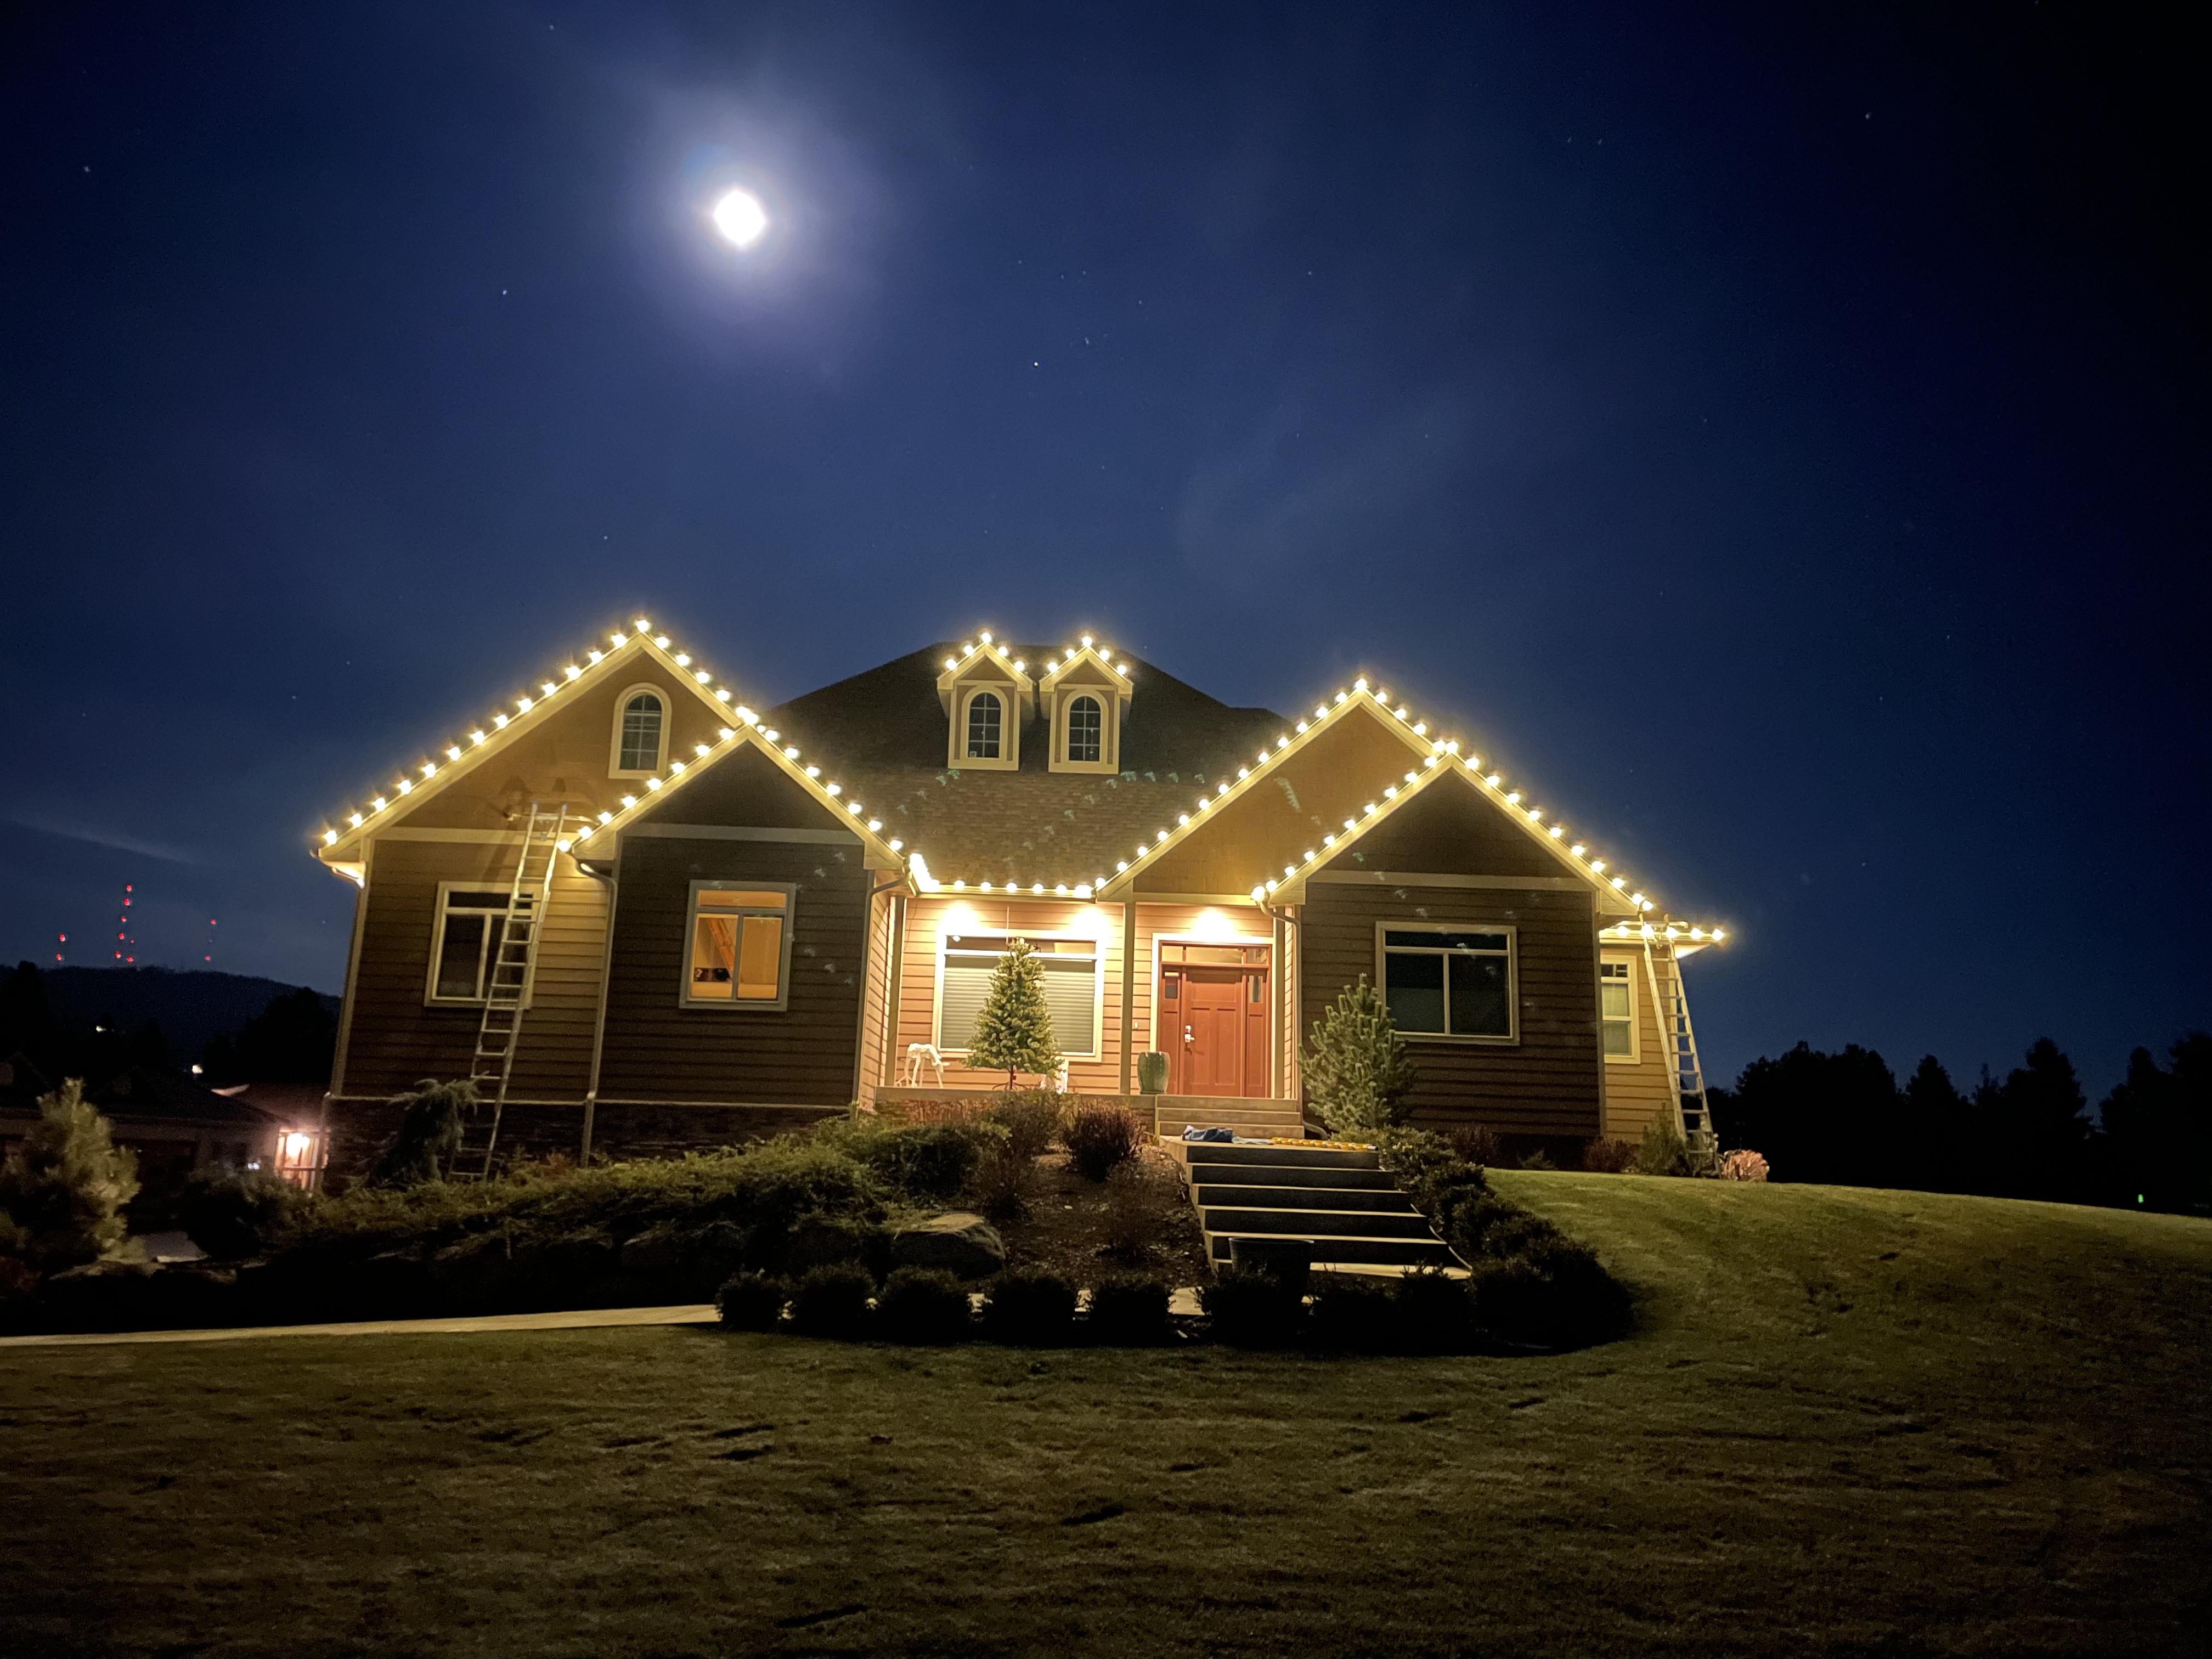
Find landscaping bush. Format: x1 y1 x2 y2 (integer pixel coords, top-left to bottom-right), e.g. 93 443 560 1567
1064 1104 1144 1182
1390 1267 1475 1353
364 1079 474 1187
1634 1118 1692 1177
981 1268 1079 1344
1466 1234 1630 1350
988 1091 1064 1160
177 1167 299 1260
1447 1125 1504 1167
788 1262 874 1338
1099 1162 1155 1259
875 1266 971 1344
0 1079 139 1272
1201 1264 1302 1346
821 1117 1003 1204
1307 1272 1393 1352
1301 975 1418 1136
968 1141 1033 1222
1581 1136 1637 1174
1085 1272 1171 1345
1719 1148 1771 1182
715 1270 787 1331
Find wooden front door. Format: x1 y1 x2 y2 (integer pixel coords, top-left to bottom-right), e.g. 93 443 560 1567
1165 960 1271 1097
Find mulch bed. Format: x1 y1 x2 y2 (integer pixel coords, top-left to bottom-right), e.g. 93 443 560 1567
991 1146 1211 1285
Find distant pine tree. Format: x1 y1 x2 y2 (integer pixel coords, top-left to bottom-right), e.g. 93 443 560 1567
2100 1032 2211 1214
0 1079 140 1271
966 938 1061 1090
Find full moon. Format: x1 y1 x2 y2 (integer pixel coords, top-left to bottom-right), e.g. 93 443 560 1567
711 188 769 249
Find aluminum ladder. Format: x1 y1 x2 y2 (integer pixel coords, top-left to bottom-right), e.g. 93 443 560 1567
452 803 567 1180
1649 935 1718 1159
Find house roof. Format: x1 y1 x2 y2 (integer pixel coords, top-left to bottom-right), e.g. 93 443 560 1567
85 1068 280 1128
306 614 1726 935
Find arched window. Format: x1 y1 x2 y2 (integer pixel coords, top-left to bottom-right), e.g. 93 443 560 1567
965 690 1002 760
616 690 665 774
1066 695 1103 764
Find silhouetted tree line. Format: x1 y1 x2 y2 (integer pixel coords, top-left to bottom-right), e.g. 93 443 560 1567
0 962 335 1092
1710 1032 2210 1214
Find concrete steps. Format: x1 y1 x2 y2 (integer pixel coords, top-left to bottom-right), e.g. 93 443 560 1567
1181 1142 1460 1275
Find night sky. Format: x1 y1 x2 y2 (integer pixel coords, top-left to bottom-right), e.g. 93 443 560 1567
2 5 2199 1097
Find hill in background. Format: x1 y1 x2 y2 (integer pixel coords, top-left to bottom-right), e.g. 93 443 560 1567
38 967 337 1060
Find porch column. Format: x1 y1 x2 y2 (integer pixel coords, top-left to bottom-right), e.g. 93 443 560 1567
879 894 907 1088
1119 898 1137 1092
1271 911 1286 1097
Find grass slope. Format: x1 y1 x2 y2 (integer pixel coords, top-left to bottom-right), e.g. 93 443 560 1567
3 1174 2206 1658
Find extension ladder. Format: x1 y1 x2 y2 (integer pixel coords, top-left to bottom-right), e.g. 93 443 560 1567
1649 935 1718 1158
453 803 567 1180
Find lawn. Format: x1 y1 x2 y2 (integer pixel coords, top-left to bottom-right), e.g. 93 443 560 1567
3 1173 2207 1657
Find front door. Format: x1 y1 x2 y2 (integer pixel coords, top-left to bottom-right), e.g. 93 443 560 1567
1165 959 1271 1096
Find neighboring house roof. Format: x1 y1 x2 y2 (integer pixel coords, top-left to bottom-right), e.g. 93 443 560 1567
84 1068 281 1130
212 1083 328 1121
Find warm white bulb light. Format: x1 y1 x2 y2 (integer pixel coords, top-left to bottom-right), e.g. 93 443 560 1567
712 188 769 248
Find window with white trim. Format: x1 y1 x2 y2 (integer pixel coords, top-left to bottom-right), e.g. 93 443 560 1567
428 887 513 1003
1600 959 1637 1059
937 932 1099 1057
1065 694 1102 764
612 688 667 775
684 883 795 1009
965 690 1003 760
1377 924 1515 1040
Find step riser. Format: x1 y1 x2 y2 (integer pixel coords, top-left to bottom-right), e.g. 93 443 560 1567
1185 1147 1381 1171
1200 1210 1437 1239
1179 1165 1397 1190
1206 1235 1457 1267
1193 1187 1419 1213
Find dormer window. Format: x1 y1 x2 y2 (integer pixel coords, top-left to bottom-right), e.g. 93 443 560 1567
966 690 1003 759
1066 695 1102 763
611 687 667 776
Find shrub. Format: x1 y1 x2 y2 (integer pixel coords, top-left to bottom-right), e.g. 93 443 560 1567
1390 1267 1475 1353
1100 1162 1155 1259
1581 1136 1637 1174
1447 1125 1504 1167
1086 1272 1171 1344
981 1268 1079 1343
1634 1119 1692 1177
876 1266 971 1344
820 1117 1002 1204
1201 1264 1302 1346
988 1091 1064 1160
0 1080 139 1272
177 1167 299 1260
1064 1104 1144 1182
715 1270 787 1331
968 1142 1034 1222
1718 1148 1770 1182
1307 1272 1393 1351
1300 975 1418 1136
365 1079 475 1187
788 1262 874 1338
1467 1235 1630 1350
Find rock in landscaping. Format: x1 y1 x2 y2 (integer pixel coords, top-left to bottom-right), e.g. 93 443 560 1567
889 1211 1006 1280
788 1214 880 1276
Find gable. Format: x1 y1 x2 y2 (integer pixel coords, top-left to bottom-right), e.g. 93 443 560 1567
1316 769 1567 881
628 742 846 834
1132 704 1427 895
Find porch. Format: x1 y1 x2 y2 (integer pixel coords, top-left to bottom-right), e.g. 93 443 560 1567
870 1086 1305 1142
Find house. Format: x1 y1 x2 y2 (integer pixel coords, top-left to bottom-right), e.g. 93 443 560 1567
0 1055 294 1208
307 617 1725 1176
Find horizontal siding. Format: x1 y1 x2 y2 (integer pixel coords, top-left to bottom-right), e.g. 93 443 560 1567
1600 945 1675 1142
891 898 1277 1094
596 834 868 1107
1300 883 1600 1137
338 839 602 1102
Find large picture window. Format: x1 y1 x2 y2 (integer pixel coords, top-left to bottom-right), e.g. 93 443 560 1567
1600 959 1637 1059
427 887 514 1004
936 931 1100 1058
1377 924 1515 1040
684 883 795 1010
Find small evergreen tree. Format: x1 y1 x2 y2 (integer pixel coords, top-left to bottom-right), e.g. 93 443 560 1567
0 1079 140 1271
365 1078 475 1187
1301 975 1417 1135
966 938 1060 1090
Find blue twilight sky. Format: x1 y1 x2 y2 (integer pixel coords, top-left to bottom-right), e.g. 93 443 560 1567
1 3 2200 1096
